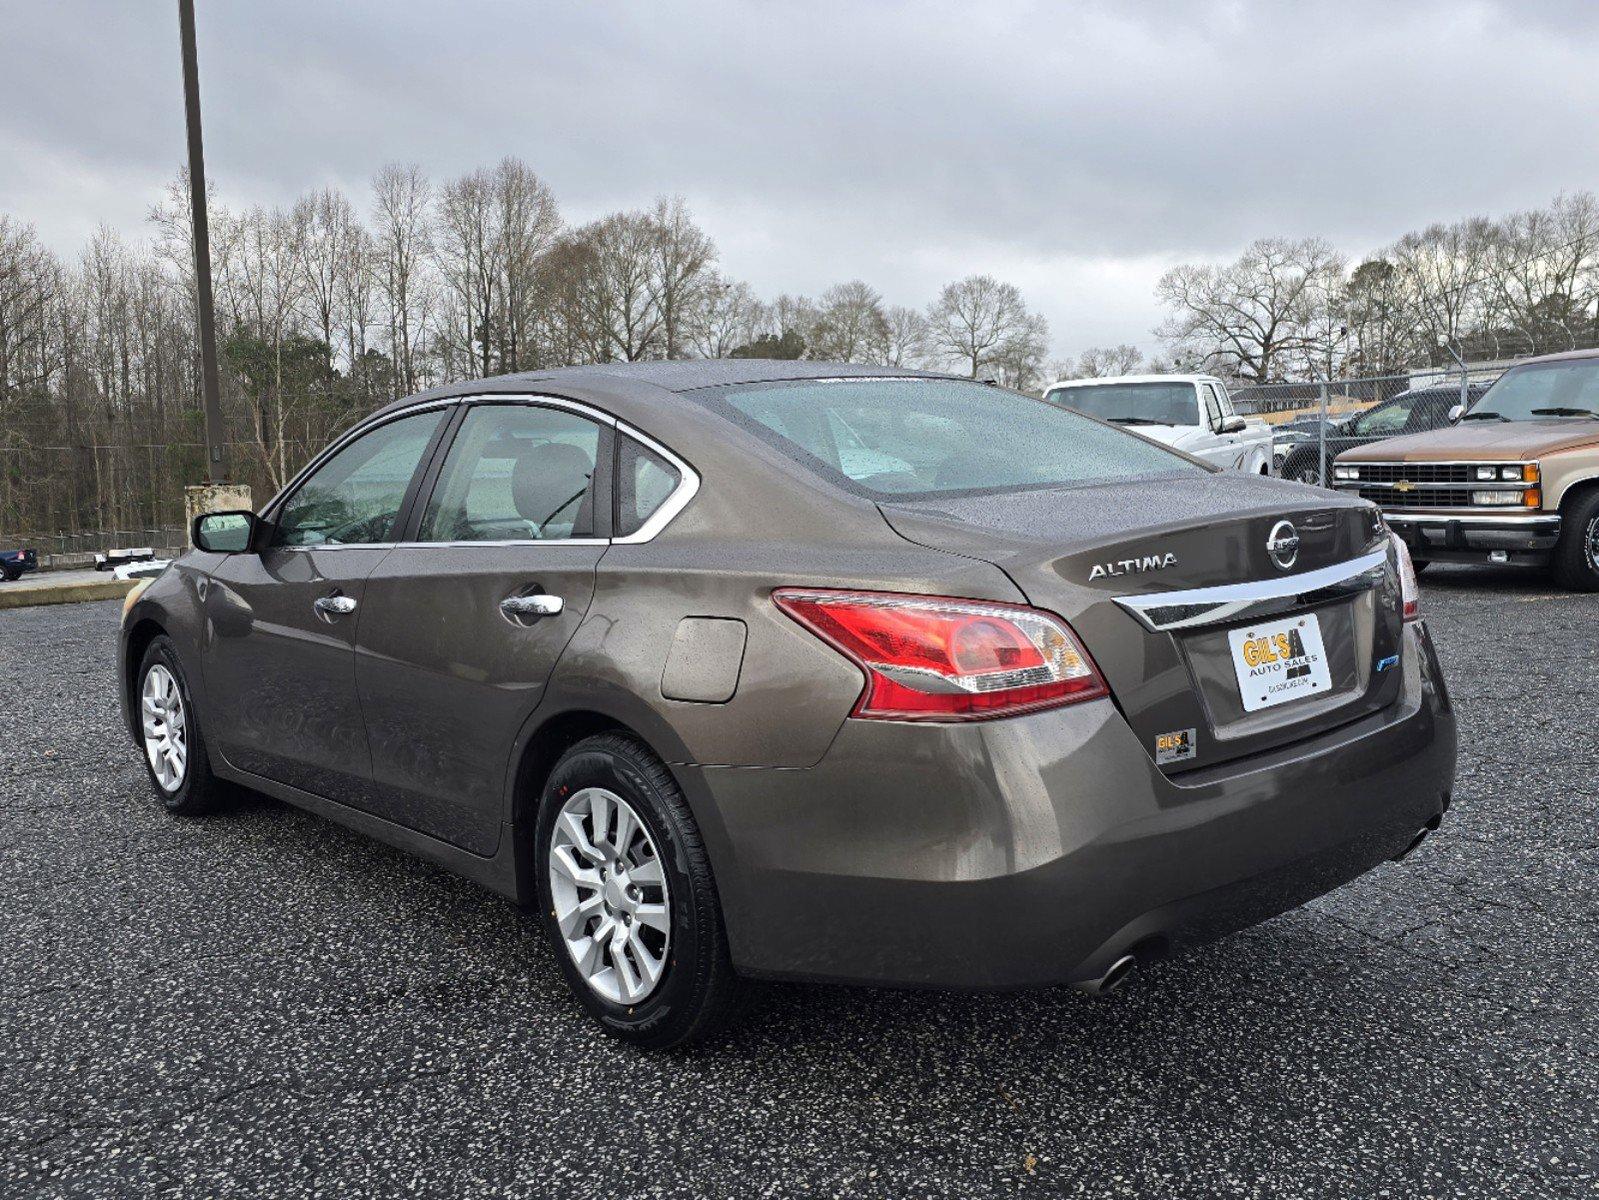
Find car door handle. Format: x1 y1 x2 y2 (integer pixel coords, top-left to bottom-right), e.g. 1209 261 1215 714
314 594 358 617
501 593 564 619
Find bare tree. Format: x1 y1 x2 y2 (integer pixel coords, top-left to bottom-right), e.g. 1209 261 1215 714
650 197 715 360
871 305 929 368
925 275 1043 379
293 187 358 390
1485 192 1599 355
436 167 503 377
1155 237 1344 384
690 274 761 359
553 211 665 362
494 157 561 372
372 163 434 397
810 280 888 363
1065 344 1145 379
1385 220 1493 360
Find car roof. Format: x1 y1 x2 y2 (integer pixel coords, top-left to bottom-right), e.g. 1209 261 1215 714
1513 346 1599 367
370 360 966 424
1046 374 1219 388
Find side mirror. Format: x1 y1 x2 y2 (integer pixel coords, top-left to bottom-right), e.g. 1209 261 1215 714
1219 415 1248 434
193 510 259 554
1447 404 1464 423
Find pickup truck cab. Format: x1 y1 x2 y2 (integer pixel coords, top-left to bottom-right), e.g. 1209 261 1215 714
1333 347 1599 589
1044 374 1274 474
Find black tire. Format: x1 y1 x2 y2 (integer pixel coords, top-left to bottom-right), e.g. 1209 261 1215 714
1282 451 1323 485
534 733 744 1048
135 636 229 815
1552 489 1599 591
0 564 17 582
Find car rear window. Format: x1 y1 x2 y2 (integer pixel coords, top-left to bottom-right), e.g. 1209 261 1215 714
697 377 1201 500
1045 381 1200 427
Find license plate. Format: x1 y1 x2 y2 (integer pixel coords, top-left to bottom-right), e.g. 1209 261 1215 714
1227 614 1333 712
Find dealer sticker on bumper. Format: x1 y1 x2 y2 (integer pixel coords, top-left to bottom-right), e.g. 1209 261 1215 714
1228 614 1332 712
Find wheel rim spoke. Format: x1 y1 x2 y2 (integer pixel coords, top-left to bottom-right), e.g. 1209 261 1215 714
628 856 664 887
548 786 671 1006
140 665 186 793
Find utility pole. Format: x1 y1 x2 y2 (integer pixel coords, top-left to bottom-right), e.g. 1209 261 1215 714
178 0 226 483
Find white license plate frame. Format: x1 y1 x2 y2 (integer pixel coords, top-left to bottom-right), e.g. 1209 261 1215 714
1227 613 1333 712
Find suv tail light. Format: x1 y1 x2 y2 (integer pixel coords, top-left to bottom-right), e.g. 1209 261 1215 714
773 589 1107 721
1389 532 1420 622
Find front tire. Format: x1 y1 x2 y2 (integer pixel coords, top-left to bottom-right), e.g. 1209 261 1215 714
136 636 228 815
534 733 744 1048
1552 490 1599 591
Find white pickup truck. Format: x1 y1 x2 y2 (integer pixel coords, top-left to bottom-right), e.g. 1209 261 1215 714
1043 374 1275 475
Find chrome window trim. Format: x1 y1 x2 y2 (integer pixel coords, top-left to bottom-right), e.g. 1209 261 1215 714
264 390 699 551
611 421 700 545
1114 548 1390 633
262 397 459 521
389 539 612 549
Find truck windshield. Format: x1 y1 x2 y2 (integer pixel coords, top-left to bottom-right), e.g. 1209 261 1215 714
1465 360 1599 422
699 377 1202 500
1044 382 1199 426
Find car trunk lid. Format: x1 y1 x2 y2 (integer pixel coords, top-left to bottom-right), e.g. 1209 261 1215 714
879 473 1405 773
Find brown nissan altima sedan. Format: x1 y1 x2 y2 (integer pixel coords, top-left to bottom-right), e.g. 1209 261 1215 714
119 361 1455 1047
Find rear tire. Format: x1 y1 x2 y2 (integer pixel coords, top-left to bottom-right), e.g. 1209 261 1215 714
1552 490 1599 591
534 733 745 1049
1283 452 1322 485
136 636 229 815
1 564 17 582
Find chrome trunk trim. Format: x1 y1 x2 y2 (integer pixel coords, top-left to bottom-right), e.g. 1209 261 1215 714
1114 548 1390 633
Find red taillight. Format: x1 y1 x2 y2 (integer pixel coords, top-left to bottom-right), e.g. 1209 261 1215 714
773 589 1108 721
1388 532 1420 622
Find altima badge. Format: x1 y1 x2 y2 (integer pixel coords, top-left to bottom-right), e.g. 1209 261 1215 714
1089 552 1177 581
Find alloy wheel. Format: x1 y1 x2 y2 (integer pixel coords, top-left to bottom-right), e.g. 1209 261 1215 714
548 787 671 1005
1585 515 1599 574
140 664 188 792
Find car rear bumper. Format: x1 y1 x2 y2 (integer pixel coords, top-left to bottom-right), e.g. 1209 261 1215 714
690 620 1455 989
1384 511 1560 565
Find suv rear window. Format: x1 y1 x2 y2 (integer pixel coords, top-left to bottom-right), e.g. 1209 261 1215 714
699 377 1201 499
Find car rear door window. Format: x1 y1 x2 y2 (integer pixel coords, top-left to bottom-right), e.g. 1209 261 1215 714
272 408 447 547
418 404 604 542
615 436 682 538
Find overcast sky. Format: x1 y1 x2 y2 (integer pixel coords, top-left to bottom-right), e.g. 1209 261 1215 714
5 0 1599 360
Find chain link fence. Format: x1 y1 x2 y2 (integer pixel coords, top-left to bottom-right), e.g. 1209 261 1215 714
1231 362 1512 487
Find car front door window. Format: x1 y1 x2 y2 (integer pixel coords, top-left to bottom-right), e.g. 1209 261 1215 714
273 409 447 546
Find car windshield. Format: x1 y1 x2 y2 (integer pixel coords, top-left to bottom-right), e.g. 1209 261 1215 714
701 377 1202 499
1043 382 1198 426
1465 361 1599 422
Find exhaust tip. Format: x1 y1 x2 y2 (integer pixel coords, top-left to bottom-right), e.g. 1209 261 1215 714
1075 953 1138 996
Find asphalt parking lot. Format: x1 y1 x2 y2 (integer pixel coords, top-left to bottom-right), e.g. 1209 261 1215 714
2 573 1596 1199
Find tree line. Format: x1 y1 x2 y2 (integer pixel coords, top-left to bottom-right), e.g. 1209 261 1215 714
0 157 1051 542
1138 191 1599 385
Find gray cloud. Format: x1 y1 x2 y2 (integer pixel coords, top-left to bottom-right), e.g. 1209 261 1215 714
5 0 1598 358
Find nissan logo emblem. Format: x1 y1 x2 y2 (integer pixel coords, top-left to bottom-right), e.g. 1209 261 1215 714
1267 520 1300 570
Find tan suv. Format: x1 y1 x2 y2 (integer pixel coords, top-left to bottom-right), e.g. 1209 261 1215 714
1331 347 1599 590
